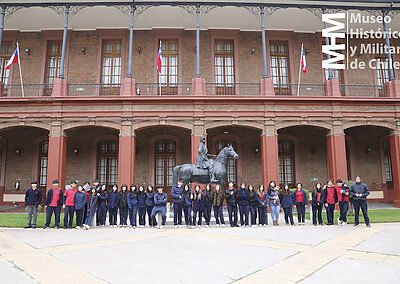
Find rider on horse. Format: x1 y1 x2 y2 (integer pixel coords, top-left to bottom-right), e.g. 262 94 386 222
195 137 218 183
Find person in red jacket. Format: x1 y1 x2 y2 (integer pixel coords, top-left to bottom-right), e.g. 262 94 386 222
323 179 338 225
336 179 350 225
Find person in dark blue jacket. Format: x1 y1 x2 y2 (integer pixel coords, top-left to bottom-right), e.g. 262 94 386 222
108 185 120 227
192 185 204 227
127 185 138 228
183 184 194 227
24 181 42 229
138 185 147 227
146 185 156 227
74 185 87 229
83 187 99 230
97 184 108 226
119 184 128 227
256 184 268 226
44 180 63 229
151 187 168 228
237 182 249 226
203 184 213 227
225 181 239 227
171 180 184 228
248 184 258 227
281 184 295 225
350 176 371 227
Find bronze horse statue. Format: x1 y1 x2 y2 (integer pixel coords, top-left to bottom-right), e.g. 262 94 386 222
173 145 239 188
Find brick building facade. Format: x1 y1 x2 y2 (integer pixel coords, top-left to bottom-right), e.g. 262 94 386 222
0 1 399 207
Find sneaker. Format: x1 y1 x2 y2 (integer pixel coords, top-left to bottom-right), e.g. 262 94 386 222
353 223 359 227
221 224 225 227
32 225 37 229
216 224 220 227
206 225 210 228
43 225 48 229
252 225 257 228
178 225 182 228
366 224 371 228
263 224 267 227
75 226 81 229
174 225 178 229
55 226 60 229
24 225 32 229
342 222 347 226
337 218 342 225
160 225 165 229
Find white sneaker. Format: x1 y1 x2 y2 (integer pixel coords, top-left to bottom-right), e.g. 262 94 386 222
174 225 178 229
206 225 210 228
75 226 80 229
160 225 165 229
337 218 342 225
342 222 347 226
216 224 220 227
263 224 267 227
252 225 257 228
178 225 182 228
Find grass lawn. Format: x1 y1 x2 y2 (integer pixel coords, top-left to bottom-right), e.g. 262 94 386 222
303 208 400 225
0 212 76 228
0 208 400 228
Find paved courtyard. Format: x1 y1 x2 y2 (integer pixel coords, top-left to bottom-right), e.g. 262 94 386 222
0 222 399 284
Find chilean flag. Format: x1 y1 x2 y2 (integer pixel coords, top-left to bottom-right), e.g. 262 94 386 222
5 45 20 70
156 41 162 73
300 45 307 73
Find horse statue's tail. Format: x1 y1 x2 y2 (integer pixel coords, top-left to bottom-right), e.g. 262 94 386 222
173 165 183 186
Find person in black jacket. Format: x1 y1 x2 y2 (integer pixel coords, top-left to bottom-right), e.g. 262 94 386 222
248 184 258 227
225 181 239 227
108 185 120 227
311 183 324 226
97 184 108 226
212 184 225 226
44 180 63 229
203 184 213 227
24 181 42 229
281 184 295 225
237 182 249 226
83 187 100 230
350 176 371 227
119 184 128 227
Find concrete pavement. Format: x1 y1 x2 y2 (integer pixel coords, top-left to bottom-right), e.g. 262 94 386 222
0 222 399 284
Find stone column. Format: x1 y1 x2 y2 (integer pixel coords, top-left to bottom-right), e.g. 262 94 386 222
260 124 279 185
389 125 400 207
118 121 136 186
47 124 67 191
326 125 348 181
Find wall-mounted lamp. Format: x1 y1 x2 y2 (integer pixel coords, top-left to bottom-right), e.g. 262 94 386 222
311 145 316 154
366 146 372 154
136 88 141 95
25 48 31 56
137 47 142 54
255 147 259 154
305 48 310 55
81 47 86 55
15 148 22 156
73 148 79 155
250 48 255 55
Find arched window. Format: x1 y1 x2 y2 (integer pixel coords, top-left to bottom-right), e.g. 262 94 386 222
38 141 48 188
155 140 176 191
216 140 237 184
97 140 118 187
278 140 295 186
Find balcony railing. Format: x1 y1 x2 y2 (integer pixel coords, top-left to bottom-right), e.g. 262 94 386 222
0 84 51 97
68 83 121 96
274 83 326 97
135 83 192 96
340 84 388 97
205 83 259 96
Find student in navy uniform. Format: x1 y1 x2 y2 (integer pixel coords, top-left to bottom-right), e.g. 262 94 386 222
119 184 129 227
146 185 156 227
82 181 91 224
137 185 147 227
97 184 108 226
256 184 268 226
336 179 350 226
171 180 184 228
323 180 338 225
151 187 168 228
295 182 308 225
212 184 225 227
74 185 87 229
225 181 239 227
24 181 42 229
192 185 204 228
311 182 324 226
350 176 371 227
248 184 258 228
44 180 63 229
281 184 295 225
83 187 99 230
237 182 250 227
127 185 138 228
183 184 194 227
203 184 213 227
108 184 120 228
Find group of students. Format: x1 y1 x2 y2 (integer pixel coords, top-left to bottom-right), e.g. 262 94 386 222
23 176 371 229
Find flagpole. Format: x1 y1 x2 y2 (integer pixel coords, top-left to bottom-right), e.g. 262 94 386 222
297 43 303 97
17 42 25 97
